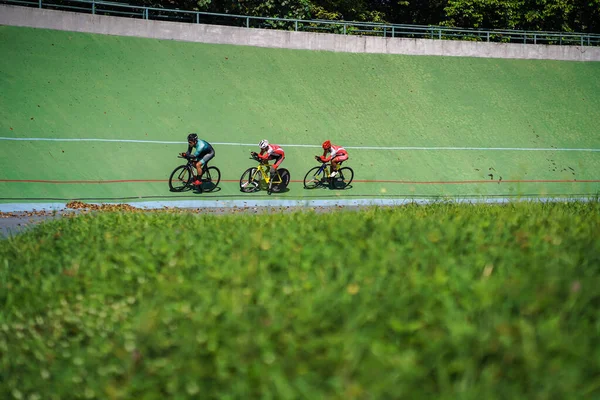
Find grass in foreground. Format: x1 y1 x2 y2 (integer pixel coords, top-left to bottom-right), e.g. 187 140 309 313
1 202 599 399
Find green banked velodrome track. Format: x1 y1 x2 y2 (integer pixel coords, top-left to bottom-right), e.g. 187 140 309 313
1 25 599 207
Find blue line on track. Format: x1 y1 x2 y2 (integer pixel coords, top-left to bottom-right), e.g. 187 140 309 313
0 197 596 212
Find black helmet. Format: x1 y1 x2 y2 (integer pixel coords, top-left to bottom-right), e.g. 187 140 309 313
187 133 198 142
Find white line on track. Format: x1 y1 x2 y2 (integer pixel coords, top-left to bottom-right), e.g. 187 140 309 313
1 137 599 152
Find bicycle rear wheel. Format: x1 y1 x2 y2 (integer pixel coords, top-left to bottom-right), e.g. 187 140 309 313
240 167 260 193
202 166 221 192
303 166 325 189
271 168 290 192
333 167 354 189
168 165 192 192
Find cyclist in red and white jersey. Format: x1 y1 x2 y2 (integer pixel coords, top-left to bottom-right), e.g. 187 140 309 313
318 140 348 177
252 139 285 178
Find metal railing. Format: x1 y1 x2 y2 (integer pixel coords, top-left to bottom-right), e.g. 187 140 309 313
2 0 599 47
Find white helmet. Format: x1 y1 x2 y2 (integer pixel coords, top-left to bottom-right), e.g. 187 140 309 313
259 139 269 149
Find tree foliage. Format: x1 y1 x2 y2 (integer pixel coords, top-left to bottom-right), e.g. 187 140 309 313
442 0 599 32
125 0 600 32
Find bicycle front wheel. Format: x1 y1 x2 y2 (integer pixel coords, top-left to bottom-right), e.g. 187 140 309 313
303 166 325 189
168 165 192 192
333 167 354 189
240 167 260 193
202 166 221 192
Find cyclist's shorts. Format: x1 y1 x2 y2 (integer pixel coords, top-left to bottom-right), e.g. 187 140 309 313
271 154 284 169
333 154 348 163
198 148 215 165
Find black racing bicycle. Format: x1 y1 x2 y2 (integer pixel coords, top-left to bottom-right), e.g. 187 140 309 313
303 160 353 190
168 155 221 192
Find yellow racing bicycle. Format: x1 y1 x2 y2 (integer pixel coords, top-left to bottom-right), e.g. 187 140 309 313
240 152 291 194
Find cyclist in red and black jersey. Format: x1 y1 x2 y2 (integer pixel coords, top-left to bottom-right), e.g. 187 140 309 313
318 140 348 177
252 139 285 178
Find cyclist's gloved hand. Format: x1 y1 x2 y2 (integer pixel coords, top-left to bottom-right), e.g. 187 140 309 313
320 155 326 162
181 152 187 157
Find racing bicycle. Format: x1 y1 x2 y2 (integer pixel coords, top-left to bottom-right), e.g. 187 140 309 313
303 159 353 190
168 155 221 192
240 152 290 194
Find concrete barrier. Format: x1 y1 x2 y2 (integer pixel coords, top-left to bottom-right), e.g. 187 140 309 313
1 4 599 61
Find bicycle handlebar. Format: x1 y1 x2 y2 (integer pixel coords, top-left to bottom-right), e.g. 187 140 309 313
250 153 266 163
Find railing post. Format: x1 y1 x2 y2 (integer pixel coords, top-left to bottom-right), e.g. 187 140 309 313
295 20 298 31
92 0 95 14
438 29 441 40
581 35 584 47
343 24 346 35
38 0 42 8
486 32 490 42
196 13 199 24
534 34 537 44
246 17 249 28
392 26 394 38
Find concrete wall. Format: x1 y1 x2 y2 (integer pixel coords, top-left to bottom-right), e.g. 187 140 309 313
1 4 599 61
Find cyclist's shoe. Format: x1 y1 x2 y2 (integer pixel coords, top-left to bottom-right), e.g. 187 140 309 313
192 178 202 186
330 171 338 178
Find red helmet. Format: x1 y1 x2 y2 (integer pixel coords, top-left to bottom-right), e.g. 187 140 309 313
322 140 331 150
